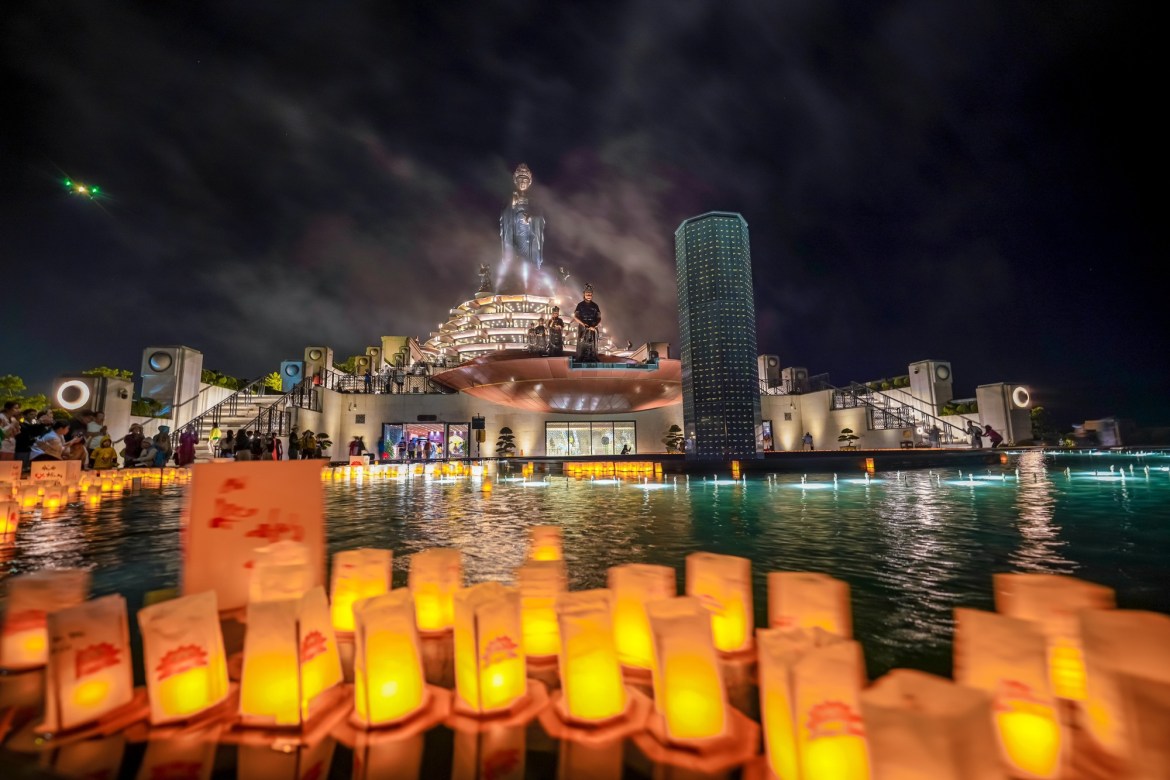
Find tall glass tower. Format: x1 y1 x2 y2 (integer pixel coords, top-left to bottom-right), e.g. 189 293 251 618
675 212 762 460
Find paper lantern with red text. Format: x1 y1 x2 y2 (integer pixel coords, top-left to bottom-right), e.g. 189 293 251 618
453 582 527 715
138 590 230 725
1 568 90 670
43 595 134 732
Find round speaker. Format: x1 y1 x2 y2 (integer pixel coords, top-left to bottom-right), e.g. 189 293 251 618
767 357 779 368
308 348 324 361
1012 386 1031 408
148 351 173 372
283 364 299 377
934 364 951 381
56 380 92 411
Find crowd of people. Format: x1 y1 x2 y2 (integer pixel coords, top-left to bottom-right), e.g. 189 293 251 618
0 402 184 471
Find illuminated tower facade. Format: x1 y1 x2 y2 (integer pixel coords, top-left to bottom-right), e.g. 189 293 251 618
675 212 762 460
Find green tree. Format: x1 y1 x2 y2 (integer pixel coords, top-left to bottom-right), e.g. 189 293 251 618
262 371 282 391
838 427 860 449
0 374 51 414
333 356 359 374
82 366 133 380
200 369 242 390
1030 406 1052 444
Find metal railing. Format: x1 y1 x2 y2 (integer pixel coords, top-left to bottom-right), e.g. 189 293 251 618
317 367 456 395
237 379 322 438
168 377 277 447
830 382 969 444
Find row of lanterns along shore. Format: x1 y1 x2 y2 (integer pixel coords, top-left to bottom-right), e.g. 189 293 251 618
318 460 664 482
1 466 191 535
2 532 1168 778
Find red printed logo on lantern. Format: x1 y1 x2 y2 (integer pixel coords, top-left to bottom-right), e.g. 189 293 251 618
483 748 520 780
806 700 865 740
3 609 46 634
994 679 1050 718
75 642 121 678
481 635 519 667
155 644 209 680
301 630 328 663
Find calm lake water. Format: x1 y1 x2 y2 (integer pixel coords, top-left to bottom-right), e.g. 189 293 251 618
4 450 1168 679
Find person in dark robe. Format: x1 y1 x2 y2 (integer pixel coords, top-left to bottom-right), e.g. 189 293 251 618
573 283 602 361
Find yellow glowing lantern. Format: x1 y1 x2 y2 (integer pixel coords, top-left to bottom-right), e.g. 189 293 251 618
138 590 230 724
516 560 565 660
19 485 40 509
453 582 527 715
993 573 1114 701
527 525 563 562
352 589 428 727
607 563 676 672
85 487 102 507
41 487 65 510
330 548 392 633
250 540 315 604
1 568 90 670
731 460 741 479
767 571 853 638
861 669 1005 780
1080 609 1170 766
646 596 727 742
955 608 1063 779
685 552 753 654
408 548 462 633
0 500 18 536
556 589 627 724
757 627 870 780
240 586 343 727
43 595 134 732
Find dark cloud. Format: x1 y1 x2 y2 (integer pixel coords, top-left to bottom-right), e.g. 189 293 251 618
0 1 1162 427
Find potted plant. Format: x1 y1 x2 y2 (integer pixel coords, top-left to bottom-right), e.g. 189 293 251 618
662 424 684 453
496 426 517 457
838 427 860 450
315 432 333 458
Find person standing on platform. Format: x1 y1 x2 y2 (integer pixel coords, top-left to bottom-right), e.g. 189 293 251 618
0 401 22 461
208 425 222 457
966 420 983 448
219 430 234 458
234 429 252 461
802 431 814 450
546 306 564 356
573 283 602 361
928 425 941 448
90 437 119 470
288 427 300 460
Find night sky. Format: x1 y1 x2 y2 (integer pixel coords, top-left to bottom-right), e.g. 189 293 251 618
1 2 1162 429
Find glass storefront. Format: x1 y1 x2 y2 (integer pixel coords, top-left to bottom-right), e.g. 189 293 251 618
381 422 470 459
545 421 637 457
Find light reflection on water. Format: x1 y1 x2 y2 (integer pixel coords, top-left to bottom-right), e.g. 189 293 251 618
2 452 1168 677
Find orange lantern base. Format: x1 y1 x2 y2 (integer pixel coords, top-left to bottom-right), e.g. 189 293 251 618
445 679 549 733
538 686 651 746
7 688 150 750
632 703 760 774
334 685 452 738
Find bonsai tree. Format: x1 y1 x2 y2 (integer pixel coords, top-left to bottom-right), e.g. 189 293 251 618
838 427 860 449
496 426 517 457
662 424 684 453
315 432 333 457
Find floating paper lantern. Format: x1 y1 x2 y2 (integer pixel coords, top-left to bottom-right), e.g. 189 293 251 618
0 500 17 536
685 552 753 654
408 548 462 633
1 568 90 670
557 590 626 724
757 627 869 780
239 586 343 727
352 589 428 727
41 486 66 510
43 594 134 732
1080 609 1170 767
608 563 676 671
250 540 315 604
516 560 565 659
330 548 392 633
993 573 1114 701
767 572 853 638
19 485 40 509
954 608 1063 779
138 590 230 724
453 582 527 715
646 596 727 742
861 669 1005 780
527 525 563 562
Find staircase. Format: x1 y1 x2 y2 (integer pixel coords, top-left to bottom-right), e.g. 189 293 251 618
830 382 971 445
169 378 287 457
